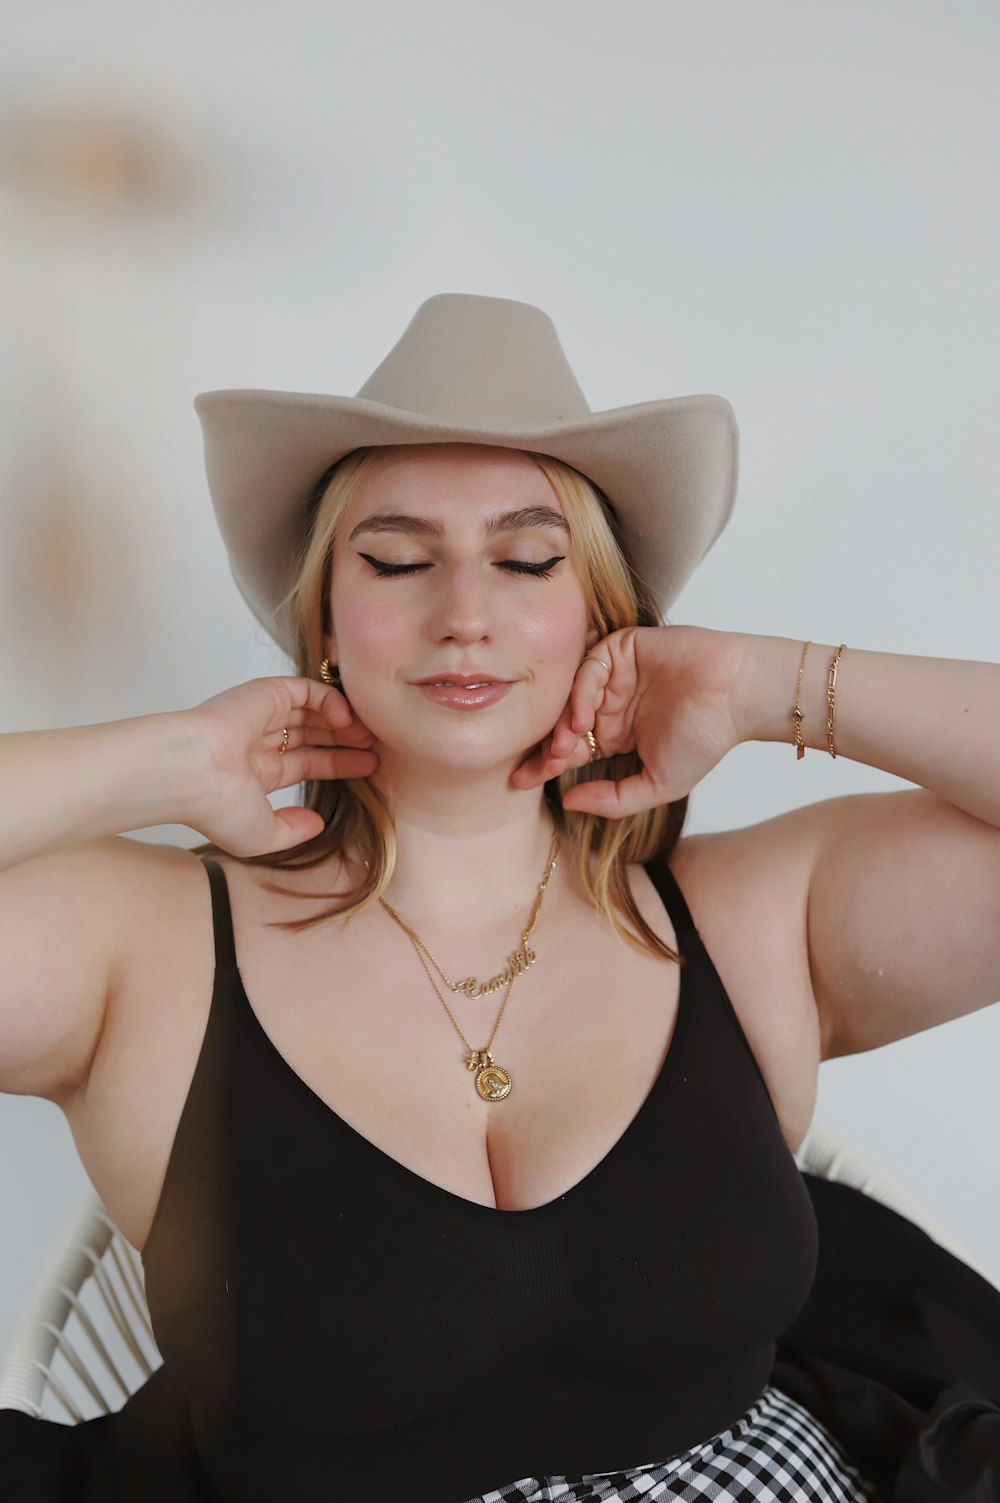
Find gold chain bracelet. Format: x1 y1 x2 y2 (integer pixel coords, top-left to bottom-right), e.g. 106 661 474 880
792 642 846 759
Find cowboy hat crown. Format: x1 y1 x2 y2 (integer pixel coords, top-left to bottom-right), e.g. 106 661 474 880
355 293 591 425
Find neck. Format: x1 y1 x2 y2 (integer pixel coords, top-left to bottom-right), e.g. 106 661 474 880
372 769 560 934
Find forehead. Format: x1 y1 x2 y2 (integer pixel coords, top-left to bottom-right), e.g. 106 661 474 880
348 443 562 519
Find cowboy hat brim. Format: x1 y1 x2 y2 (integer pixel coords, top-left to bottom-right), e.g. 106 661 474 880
194 388 739 659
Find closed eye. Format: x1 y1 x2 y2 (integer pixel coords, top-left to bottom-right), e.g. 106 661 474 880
358 553 566 579
500 556 565 578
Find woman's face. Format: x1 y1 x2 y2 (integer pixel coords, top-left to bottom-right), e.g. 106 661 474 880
325 444 597 779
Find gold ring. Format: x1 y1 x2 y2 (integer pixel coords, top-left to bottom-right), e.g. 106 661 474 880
279 727 289 755
584 729 600 762
583 654 611 676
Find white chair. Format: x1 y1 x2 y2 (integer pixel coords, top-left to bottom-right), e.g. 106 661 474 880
0 1193 161 1422
1 1121 997 1424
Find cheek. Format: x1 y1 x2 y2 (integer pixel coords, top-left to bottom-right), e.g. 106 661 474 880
338 599 411 667
328 592 401 719
512 596 592 738
518 595 591 671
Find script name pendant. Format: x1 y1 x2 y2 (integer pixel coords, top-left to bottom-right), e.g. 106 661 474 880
465 1048 513 1102
453 944 536 999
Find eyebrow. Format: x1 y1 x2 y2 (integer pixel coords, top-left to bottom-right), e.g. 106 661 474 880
347 505 571 542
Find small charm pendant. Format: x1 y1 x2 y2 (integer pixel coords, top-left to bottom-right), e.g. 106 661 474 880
464 1048 512 1102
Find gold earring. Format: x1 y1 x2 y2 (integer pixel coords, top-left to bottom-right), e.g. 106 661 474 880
319 657 342 687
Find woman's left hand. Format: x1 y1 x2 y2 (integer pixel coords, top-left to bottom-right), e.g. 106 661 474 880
510 625 750 817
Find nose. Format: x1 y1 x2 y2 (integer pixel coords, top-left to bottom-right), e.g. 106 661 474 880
429 558 493 645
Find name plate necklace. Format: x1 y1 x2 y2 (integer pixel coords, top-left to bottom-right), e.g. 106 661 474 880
379 831 559 1102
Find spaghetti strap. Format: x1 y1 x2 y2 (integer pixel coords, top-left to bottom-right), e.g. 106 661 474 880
642 852 698 941
199 855 237 970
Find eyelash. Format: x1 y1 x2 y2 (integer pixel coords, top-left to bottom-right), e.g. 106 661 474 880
358 552 566 580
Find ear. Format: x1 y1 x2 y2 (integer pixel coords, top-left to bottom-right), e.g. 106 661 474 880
323 629 338 665
584 622 602 650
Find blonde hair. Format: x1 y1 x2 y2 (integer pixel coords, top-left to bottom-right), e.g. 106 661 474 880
191 445 689 964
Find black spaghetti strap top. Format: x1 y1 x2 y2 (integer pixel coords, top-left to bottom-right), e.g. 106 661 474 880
130 852 819 1503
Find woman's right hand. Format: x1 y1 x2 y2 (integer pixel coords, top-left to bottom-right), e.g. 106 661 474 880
187 676 379 857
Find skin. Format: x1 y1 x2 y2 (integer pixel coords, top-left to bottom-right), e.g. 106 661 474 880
322 442 602 926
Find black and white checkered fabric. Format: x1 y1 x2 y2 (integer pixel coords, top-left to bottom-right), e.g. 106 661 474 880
461 1384 881 1502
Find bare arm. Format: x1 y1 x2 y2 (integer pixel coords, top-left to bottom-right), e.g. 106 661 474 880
733 636 1000 1056
0 711 213 873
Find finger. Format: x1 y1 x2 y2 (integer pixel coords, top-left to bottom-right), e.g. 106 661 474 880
560 768 665 820
286 707 376 745
548 713 581 760
273 728 376 755
510 736 556 789
511 730 594 788
262 677 356 737
544 732 596 779
276 674 351 723
270 717 376 747
324 720 377 746
277 746 380 783
570 654 611 735
294 708 377 744
281 675 361 733
338 707 378 742
267 805 329 851
548 696 591 760
320 688 363 731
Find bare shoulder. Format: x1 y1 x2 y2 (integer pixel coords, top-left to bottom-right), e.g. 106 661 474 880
70 835 216 985
93 836 217 984
97 840 357 1023
76 838 219 1077
666 812 826 1152
100 841 358 1040
98 836 349 952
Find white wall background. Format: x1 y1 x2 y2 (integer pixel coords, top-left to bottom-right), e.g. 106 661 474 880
1 0 998 1368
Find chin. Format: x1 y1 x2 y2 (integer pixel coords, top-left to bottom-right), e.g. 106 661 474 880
373 721 549 777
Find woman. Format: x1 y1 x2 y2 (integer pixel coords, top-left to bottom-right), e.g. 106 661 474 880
2 294 999 1500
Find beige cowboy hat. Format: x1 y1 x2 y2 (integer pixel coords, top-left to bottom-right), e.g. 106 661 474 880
194 292 739 659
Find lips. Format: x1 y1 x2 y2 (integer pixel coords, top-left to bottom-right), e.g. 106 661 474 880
412 673 512 687
412 678 515 709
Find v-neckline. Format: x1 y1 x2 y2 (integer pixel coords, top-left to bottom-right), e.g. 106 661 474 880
225 862 691 1221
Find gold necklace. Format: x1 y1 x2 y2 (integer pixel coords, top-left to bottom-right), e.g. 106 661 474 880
379 830 559 999
379 833 559 1102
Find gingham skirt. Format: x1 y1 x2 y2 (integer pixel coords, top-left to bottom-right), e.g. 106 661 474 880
460 1383 881 1503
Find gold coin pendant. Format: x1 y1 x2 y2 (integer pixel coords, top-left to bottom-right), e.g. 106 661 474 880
475 1063 512 1102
